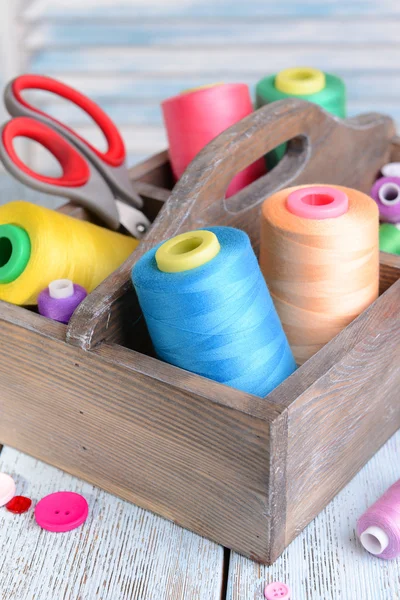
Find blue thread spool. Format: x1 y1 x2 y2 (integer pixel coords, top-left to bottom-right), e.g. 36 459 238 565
132 226 296 397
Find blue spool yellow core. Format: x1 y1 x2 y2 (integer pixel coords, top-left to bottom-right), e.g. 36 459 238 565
0 224 31 284
275 67 326 96
155 230 221 273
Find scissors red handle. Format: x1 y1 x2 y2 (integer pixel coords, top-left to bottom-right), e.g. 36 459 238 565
0 117 120 230
9 74 125 168
4 75 143 207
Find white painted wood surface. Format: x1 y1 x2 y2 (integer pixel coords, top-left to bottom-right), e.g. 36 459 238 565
0 446 224 600
227 429 400 600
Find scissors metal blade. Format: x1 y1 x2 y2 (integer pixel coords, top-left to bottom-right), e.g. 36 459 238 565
115 200 150 240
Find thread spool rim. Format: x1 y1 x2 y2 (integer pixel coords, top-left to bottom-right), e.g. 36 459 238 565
286 185 349 220
275 67 326 96
378 182 400 206
180 83 224 95
360 526 390 555
0 224 31 284
48 279 74 299
381 162 400 178
155 230 221 273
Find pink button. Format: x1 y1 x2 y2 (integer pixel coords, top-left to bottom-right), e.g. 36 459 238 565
0 473 16 507
35 492 89 532
286 185 348 220
264 581 291 600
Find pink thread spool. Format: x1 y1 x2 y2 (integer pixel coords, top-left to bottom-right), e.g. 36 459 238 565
357 479 400 559
161 83 266 198
38 279 87 324
370 177 400 223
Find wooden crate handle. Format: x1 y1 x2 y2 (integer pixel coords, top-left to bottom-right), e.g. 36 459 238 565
67 98 395 350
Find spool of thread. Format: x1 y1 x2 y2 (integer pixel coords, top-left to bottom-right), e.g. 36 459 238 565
379 223 400 255
161 84 266 197
256 67 346 167
370 177 400 223
381 162 400 178
0 201 138 305
132 227 296 397
259 185 379 365
38 279 87 323
357 480 400 559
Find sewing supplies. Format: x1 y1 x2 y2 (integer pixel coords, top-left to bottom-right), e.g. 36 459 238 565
260 184 379 365
5 496 32 514
0 473 16 507
264 582 291 600
132 227 296 397
161 83 266 197
256 67 346 167
370 177 400 223
0 201 137 306
357 479 400 559
0 74 150 239
379 223 400 255
381 162 400 178
38 279 87 323
35 491 89 532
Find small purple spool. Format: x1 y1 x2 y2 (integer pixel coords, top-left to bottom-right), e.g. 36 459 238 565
370 177 400 223
38 279 87 324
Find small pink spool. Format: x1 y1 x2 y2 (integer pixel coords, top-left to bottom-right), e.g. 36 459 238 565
357 479 400 560
286 185 349 219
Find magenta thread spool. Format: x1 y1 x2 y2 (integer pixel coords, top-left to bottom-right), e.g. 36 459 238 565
370 177 400 223
38 279 87 324
357 479 400 559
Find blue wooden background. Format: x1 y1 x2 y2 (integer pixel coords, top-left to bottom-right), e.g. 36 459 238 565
2 0 400 173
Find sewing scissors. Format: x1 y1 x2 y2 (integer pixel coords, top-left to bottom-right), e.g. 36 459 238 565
0 74 150 238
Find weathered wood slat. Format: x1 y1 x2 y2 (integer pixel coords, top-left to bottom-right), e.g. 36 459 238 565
25 19 400 49
0 447 224 600
227 429 400 600
30 47 400 75
23 0 400 20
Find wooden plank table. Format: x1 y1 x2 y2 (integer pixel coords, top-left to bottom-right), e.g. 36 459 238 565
0 431 399 599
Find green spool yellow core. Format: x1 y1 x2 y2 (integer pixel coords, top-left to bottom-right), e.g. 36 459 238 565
0 224 31 284
155 230 220 273
275 67 326 96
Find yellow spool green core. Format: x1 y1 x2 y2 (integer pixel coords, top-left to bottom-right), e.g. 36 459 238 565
0 224 31 284
275 67 326 96
155 230 221 273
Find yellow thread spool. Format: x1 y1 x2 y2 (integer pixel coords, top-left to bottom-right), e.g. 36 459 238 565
155 230 220 273
0 201 138 305
275 67 325 96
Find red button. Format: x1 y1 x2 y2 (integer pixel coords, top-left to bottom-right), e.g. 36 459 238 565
264 581 291 600
35 491 88 532
6 495 32 514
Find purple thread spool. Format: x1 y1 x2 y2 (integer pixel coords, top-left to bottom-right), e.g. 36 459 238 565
370 177 400 223
357 479 400 559
38 279 87 324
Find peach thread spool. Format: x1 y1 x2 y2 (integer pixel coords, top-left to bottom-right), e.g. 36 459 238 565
259 185 379 365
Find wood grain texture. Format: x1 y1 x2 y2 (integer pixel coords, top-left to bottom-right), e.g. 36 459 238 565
227 429 400 600
0 447 224 600
67 100 395 350
0 301 282 563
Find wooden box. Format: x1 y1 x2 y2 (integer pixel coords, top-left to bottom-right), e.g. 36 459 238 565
0 99 399 565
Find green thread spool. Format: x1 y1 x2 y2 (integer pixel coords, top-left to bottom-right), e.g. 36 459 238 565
256 67 346 168
379 223 400 255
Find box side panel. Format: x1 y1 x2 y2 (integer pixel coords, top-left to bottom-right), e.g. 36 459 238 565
0 318 273 562
284 281 400 548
